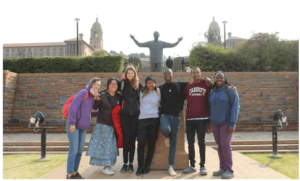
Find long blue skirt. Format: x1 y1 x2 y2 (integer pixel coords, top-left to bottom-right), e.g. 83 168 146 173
86 123 117 166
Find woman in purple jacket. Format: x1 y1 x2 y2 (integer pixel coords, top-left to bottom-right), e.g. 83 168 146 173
66 77 101 179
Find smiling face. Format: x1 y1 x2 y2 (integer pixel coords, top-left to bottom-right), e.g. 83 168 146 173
214 74 225 88
163 69 173 83
92 81 101 91
126 70 134 81
147 80 155 91
108 80 118 93
192 68 201 82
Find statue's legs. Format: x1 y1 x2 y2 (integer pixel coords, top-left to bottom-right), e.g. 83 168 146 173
150 63 156 72
157 63 164 72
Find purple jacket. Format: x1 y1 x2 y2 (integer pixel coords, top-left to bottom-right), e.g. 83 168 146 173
68 82 95 130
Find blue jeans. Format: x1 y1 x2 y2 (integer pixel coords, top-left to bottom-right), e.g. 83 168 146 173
66 123 87 174
160 114 180 166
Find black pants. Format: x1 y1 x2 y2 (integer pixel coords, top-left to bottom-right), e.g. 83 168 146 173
186 119 207 167
120 113 139 163
137 118 159 167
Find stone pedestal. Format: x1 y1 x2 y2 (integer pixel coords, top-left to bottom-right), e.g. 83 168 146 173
147 103 189 170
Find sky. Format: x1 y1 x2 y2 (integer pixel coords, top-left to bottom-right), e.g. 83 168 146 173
1 0 300 58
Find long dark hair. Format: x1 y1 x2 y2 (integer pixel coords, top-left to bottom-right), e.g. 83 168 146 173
141 82 157 98
106 77 118 90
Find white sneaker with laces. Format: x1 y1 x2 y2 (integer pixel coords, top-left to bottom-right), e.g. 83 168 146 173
165 138 170 147
103 167 114 175
168 167 177 176
108 167 114 174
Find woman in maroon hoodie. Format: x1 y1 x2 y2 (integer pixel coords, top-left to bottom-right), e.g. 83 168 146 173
66 77 100 179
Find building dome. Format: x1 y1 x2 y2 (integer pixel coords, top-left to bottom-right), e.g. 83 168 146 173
209 17 220 31
91 17 102 30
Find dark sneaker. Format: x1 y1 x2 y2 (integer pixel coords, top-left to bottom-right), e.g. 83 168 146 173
136 166 144 176
120 164 128 173
128 164 134 173
75 172 84 179
66 174 76 179
143 165 150 174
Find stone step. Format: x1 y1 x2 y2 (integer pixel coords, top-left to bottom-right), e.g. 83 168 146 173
3 140 298 146
211 144 299 150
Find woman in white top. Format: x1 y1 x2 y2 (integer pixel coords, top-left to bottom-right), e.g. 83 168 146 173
136 75 160 176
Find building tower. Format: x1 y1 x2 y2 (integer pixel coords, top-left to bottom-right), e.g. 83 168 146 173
204 17 221 45
90 17 103 51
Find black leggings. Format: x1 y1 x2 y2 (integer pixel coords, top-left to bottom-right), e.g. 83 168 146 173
137 118 159 167
120 113 139 163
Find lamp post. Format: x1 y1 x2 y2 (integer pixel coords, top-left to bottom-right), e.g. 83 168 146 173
222 21 227 49
75 18 80 57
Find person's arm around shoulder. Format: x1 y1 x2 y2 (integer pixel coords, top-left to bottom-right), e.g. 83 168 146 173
179 81 189 91
228 88 239 134
204 77 214 87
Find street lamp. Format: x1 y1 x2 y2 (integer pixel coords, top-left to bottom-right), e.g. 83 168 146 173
222 21 227 49
75 18 80 57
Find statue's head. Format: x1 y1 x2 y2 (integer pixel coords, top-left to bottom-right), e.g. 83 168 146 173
153 31 160 40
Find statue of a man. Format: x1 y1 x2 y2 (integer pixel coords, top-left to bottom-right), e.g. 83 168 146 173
130 31 183 72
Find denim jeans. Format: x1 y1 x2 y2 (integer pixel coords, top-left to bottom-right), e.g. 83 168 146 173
66 123 87 174
160 114 180 166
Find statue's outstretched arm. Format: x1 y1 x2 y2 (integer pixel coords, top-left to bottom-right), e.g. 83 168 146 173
130 34 149 47
163 37 183 48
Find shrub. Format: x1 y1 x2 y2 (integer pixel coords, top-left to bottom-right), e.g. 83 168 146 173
3 56 124 73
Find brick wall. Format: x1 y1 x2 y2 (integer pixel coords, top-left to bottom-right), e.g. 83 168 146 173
3 71 298 133
3 70 18 124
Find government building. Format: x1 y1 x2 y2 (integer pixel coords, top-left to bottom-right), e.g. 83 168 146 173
3 17 103 58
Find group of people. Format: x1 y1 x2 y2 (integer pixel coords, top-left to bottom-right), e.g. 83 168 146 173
65 65 240 179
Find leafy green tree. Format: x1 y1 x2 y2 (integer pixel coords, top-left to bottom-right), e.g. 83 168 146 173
127 56 143 71
92 50 109 57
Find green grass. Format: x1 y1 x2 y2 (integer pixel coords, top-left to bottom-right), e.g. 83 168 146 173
242 153 299 179
3 154 68 179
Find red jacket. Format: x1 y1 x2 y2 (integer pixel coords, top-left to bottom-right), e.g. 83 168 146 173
111 105 123 148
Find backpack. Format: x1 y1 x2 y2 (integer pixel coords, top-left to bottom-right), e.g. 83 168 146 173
62 92 89 120
159 82 184 110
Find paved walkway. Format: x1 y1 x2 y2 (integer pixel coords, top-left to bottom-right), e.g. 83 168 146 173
3 131 298 179
3 131 299 142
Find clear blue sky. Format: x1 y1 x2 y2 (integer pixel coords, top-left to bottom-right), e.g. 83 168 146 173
1 0 299 58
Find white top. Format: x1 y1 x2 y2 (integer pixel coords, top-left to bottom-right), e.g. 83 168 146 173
138 91 161 120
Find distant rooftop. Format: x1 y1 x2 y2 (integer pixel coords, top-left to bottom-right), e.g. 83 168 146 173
3 42 66 47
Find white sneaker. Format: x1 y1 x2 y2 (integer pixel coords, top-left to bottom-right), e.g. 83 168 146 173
103 167 114 175
108 167 114 174
165 138 170 147
168 167 177 176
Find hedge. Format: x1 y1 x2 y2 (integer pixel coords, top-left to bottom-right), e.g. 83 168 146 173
3 56 124 73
